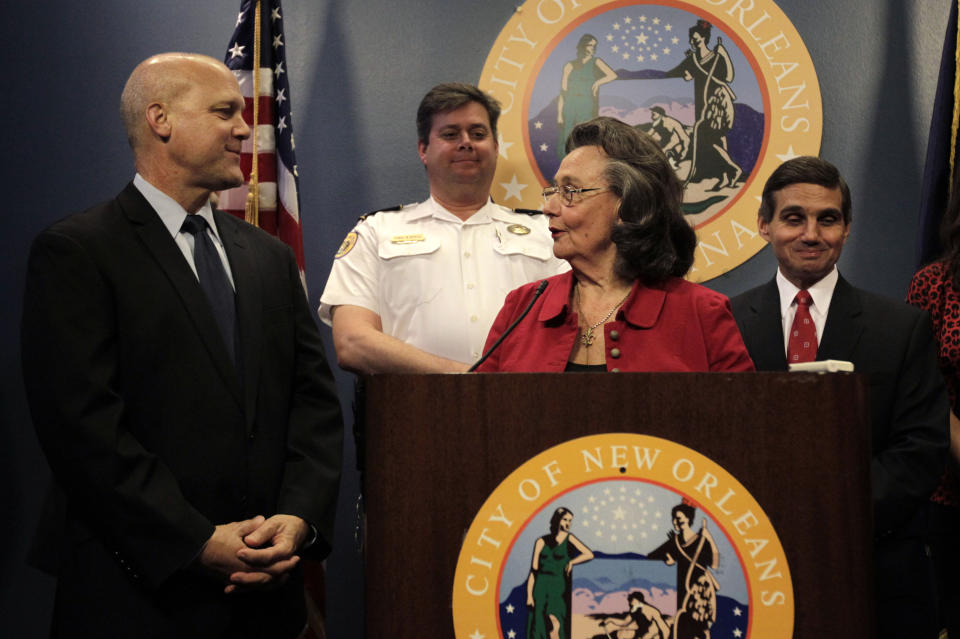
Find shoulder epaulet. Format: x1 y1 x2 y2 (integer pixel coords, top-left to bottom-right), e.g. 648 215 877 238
512 208 545 216
357 204 406 223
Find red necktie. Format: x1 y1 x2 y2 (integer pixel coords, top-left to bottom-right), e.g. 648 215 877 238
788 290 817 363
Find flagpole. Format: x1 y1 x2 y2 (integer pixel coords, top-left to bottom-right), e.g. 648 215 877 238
245 0 262 227
223 0 305 277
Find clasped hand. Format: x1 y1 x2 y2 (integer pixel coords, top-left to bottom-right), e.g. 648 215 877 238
197 514 309 594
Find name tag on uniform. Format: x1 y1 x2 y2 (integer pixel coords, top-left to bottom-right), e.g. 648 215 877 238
391 233 427 244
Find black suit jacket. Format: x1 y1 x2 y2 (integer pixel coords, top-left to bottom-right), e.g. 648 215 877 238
21 183 344 637
731 276 947 537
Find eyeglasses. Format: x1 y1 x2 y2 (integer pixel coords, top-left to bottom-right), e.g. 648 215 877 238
541 185 607 206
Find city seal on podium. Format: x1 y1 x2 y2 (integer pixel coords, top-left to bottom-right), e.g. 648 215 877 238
452 433 794 639
479 0 822 282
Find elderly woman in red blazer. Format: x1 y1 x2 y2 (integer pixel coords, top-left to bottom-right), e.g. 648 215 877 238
475 117 753 373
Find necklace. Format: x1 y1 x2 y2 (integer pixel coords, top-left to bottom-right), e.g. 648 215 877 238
576 285 630 347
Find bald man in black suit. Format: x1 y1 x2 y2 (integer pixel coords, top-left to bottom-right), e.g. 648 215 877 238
21 53 343 638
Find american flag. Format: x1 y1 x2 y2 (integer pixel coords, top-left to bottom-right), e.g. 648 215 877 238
221 0 305 279
222 8 321 634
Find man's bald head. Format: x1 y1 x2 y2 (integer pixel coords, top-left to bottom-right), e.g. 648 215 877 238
120 53 233 152
118 52 249 212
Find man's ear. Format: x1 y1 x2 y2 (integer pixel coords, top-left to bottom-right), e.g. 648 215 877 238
417 140 428 166
145 102 172 141
757 215 770 242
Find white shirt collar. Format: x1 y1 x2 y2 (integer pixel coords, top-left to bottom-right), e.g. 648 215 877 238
775 266 839 317
133 174 220 240
420 195 497 225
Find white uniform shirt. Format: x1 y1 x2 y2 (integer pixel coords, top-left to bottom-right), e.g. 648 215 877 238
319 197 569 364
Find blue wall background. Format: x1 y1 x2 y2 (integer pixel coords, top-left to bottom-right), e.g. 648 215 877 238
1 0 951 635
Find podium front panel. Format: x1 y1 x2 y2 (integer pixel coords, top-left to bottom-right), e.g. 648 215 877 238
362 372 871 638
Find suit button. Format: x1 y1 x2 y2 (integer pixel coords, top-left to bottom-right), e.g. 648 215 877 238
610 348 621 359
609 330 619 341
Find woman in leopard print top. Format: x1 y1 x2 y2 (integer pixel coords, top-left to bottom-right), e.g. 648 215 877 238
907 185 960 638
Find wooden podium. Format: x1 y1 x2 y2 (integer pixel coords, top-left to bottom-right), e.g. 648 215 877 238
361 372 872 638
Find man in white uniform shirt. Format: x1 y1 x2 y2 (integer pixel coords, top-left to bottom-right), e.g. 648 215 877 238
319 83 567 372
730 156 947 639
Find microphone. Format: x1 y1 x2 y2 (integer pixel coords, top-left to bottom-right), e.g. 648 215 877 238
469 280 549 372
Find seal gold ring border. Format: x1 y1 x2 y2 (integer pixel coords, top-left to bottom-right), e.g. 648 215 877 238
479 0 822 282
452 433 795 639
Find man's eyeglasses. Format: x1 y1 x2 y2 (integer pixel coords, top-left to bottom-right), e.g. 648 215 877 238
541 185 607 206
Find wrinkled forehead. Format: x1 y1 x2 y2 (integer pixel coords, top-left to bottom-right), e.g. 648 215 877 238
554 145 608 184
178 64 243 105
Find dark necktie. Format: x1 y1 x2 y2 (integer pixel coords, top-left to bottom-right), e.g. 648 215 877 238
787 289 817 364
180 215 237 364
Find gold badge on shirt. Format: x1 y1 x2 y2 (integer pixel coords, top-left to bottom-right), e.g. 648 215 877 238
506 224 530 236
335 232 358 258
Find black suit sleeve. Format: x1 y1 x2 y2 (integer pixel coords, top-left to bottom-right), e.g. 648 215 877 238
274 246 344 558
871 307 949 535
21 229 214 589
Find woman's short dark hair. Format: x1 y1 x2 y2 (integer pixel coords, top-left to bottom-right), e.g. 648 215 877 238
416 83 501 146
565 116 696 283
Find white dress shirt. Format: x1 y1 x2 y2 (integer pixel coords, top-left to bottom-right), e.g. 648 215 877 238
774 266 839 355
133 174 235 290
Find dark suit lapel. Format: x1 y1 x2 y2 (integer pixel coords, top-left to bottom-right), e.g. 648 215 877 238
215 210 262 432
742 280 788 370
818 275 864 361
117 184 242 405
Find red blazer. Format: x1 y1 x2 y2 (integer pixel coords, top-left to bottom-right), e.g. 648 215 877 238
476 271 754 372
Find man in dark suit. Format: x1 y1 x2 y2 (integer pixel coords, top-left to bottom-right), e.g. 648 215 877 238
20 52 343 637
731 156 947 638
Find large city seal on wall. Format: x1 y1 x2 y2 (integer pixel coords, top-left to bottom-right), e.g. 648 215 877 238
452 434 794 639
479 0 822 282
